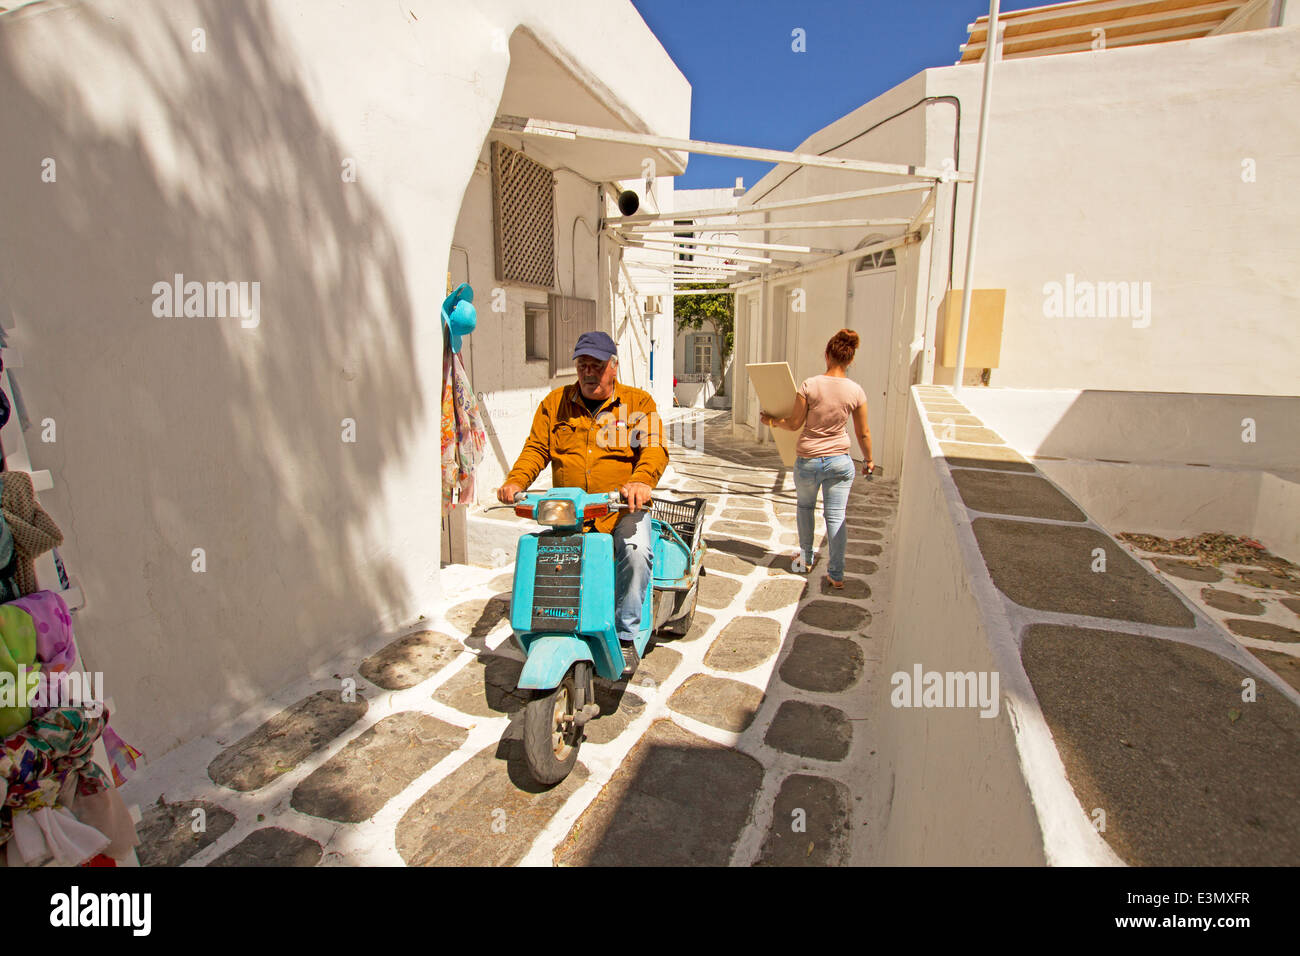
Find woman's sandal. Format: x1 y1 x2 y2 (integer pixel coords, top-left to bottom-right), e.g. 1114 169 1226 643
823 574 844 590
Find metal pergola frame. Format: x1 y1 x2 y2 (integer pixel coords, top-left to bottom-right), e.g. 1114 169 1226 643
491 109 993 387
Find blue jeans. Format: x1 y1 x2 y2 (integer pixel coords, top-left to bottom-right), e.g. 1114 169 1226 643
794 454 855 582
612 509 653 641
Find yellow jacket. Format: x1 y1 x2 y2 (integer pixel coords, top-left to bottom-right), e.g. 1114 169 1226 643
505 382 670 534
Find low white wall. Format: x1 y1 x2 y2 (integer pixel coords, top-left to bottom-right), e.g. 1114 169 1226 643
878 397 1046 864
959 388 1300 470
959 388 1300 561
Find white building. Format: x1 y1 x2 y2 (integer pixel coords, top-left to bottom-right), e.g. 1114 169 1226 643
0 0 689 758
724 0 1300 478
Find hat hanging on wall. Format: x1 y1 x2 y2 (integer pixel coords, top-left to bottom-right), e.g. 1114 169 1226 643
441 282 476 354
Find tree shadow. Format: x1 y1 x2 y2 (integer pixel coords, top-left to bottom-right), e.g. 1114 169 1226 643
0 0 431 757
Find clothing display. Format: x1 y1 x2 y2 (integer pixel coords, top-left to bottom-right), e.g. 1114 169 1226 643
0 471 63 596
0 604 40 737
4 590 144 783
0 324 133 866
441 339 487 513
5 805 109 867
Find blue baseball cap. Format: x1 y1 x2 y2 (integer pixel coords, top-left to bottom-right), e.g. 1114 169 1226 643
441 283 476 354
573 330 617 362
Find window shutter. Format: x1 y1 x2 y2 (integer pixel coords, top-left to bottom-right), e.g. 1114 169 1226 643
491 142 555 288
548 293 599 378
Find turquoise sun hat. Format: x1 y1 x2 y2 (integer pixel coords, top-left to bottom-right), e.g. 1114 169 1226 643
441 283 477 353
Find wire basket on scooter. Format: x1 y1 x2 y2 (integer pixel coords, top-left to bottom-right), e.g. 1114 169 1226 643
650 496 706 550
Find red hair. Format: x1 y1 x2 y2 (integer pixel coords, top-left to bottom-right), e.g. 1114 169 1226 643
826 329 860 366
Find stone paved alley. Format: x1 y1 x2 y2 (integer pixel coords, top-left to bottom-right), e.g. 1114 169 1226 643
122 410 898 866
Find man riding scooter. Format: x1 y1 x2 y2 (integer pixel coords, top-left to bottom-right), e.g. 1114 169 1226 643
496 331 669 675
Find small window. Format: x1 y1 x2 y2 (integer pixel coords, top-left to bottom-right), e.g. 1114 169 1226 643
674 220 694 262
525 305 550 362
856 248 896 271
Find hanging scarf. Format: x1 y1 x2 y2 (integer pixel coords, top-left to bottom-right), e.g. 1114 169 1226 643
441 343 486 514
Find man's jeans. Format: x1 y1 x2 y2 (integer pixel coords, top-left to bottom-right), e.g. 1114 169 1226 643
612 509 654 642
794 454 855 582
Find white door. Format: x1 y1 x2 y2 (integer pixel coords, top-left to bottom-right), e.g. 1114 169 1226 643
848 267 896 461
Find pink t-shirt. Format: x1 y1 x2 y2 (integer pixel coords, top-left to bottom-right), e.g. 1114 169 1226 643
796 374 867 458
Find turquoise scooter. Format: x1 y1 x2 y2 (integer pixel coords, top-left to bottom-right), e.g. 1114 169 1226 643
504 487 706 784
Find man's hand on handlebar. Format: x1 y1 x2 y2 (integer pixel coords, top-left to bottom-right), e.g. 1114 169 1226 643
497 482 524 504
620 481 653 513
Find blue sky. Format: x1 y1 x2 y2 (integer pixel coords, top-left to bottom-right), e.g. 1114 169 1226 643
629 0 1047 188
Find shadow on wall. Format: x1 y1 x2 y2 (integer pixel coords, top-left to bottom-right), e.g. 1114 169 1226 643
0 0 427 758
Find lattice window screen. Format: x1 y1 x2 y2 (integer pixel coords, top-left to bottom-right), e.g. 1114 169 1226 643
548 293 599 378
491 142 555 288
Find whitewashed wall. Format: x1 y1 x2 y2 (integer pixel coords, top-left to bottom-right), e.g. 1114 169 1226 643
0 0 687 757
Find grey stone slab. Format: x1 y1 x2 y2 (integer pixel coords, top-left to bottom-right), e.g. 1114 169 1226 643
1281 597 1300 617
1237 569 1300 594
1200 588 1266 616
1246 648 1300 694
704 537 771 565
668 674 765 732
709 520 774 541
927 412 982 426
209 827 322 867
1224 619 1300 644
397 741 589 867
704 550 759 576
208 691 369 792
797 600 870 632
973 519 1195 628
746 578 805 612
721 509 769 523
843 558 879 577
951 469 1086 522
445 595 512 640
359 630 463 690
433 654 530 718
850 542 883 557
756 774 853 867
629 645 683 692
668 610 714 643
705 617 782 672
779 633 865 693
764 701 853 761
1152 557 1223 583
846 528 883 541
948 425 1002 444
553 719 764 866
698 573 743 610
1021 624 1300 866
489 573 514 592
940 442 1035 472
810 576 870 600
136 799 237 868
583 688 646 744
290 712 467 823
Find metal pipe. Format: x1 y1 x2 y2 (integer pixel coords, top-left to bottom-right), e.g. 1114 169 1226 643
953 0 1000 394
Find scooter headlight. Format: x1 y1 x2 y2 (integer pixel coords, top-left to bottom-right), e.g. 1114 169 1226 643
536 500 577 526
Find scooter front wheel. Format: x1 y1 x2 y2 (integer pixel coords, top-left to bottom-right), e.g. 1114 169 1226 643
523 661 590 785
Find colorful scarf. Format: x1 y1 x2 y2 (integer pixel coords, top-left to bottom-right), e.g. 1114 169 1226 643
441 343 486 514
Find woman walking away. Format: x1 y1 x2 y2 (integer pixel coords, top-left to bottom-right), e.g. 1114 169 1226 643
761 329 873 589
